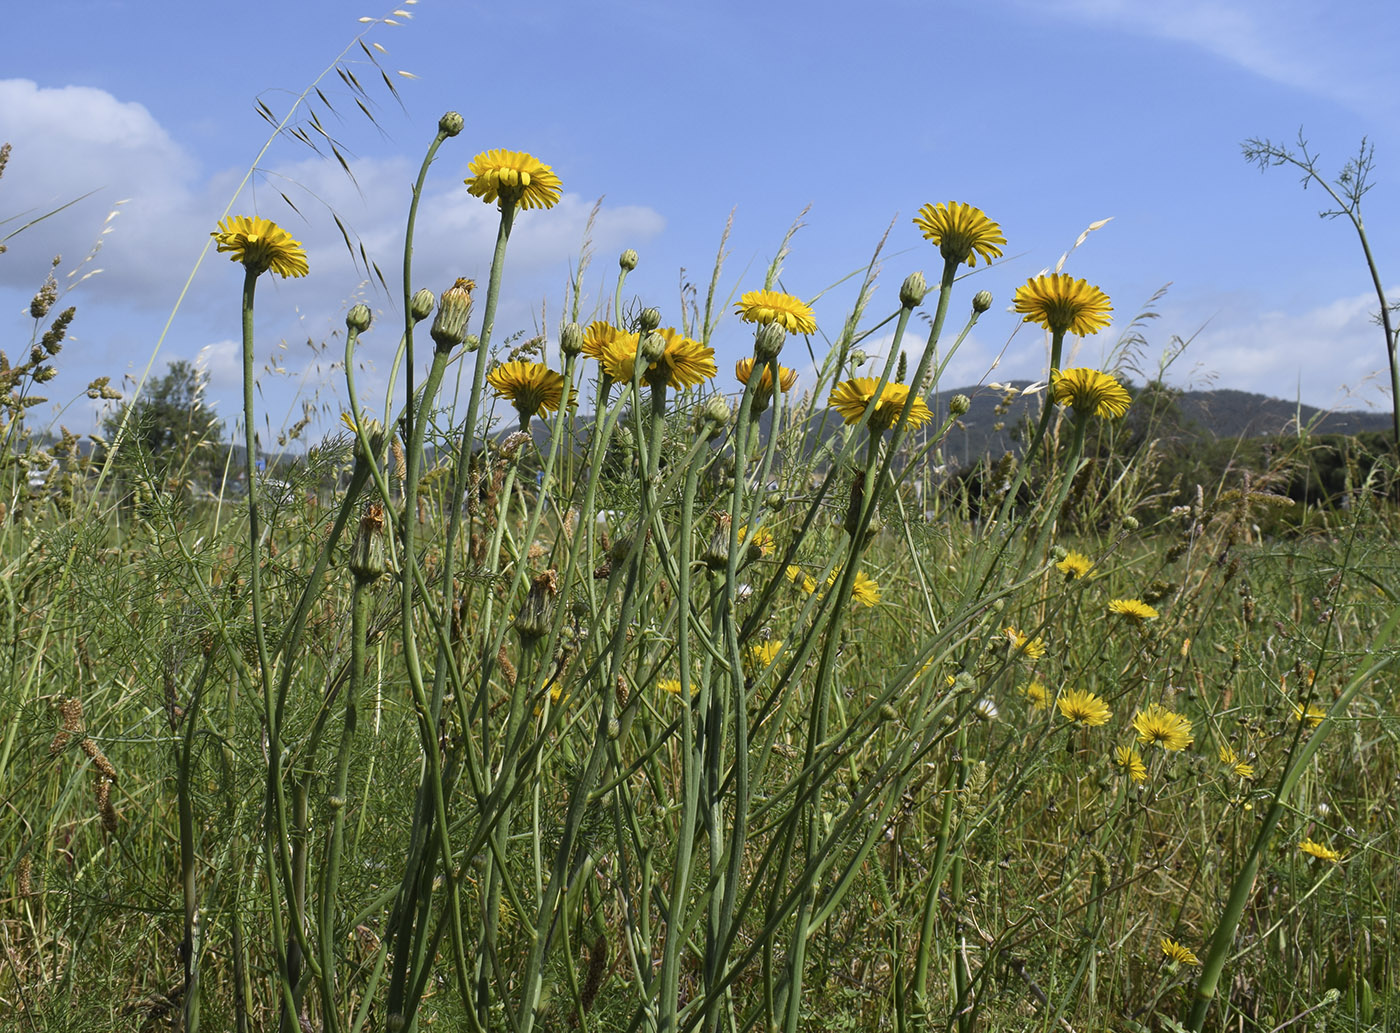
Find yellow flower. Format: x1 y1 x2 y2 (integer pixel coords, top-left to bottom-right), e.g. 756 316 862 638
1109 598 1159 624
1051 368 1133 420
850 571 881 607
1218 744 1255 779
828 377 933 433
787 565 817 594
1023 681 1050 710
1133 703 1193 751
1115 745 1148 782
912 202 1006 267
1294 702 1326 728
1058 688 1112 727
735 290 816 334
465 149 562 210
737 525 774 558
736 356 799 405
602 327 716 388
212 216 308 278
748 639 783 670
1003 627 1047 661
487 361 567 419
1298 838 1342 863
1160 937 1201 967
1013 273 1112 337
581 320 635 362
1056 551 1095 579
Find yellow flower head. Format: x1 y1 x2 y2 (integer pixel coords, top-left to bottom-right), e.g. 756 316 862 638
787 565 817 594
1109 598 1159 624
487 361 566 419
465 149 562 210
1133 703 1193 751
1051 368 1132 420
212 216 308 278
1294 702 1326 728
737 524 774 558
828 377 933 433
1114 745 1148 782
1013 273 1112 337
1218 743 1255 779
747 639 783 670
848 570 881 607
603 327 716 388
735 290 816 335
912 202 1006 267
581 320 635 361
1298 838 1342 863
1003 627 1047 661
1023 681 1050 710
1058 688 1111 727
1056 551 1095 579
736 357 799 405
1160 937 1201 967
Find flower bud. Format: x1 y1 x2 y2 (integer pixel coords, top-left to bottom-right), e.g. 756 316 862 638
899 271 927 308
972 290 993 314
514 569 559 646
754 323 786 362
346 303 373 333
639 330 667 363
619 248 639 272
696 393 731 440
638 307 661 332
410 288 436 323
949 393 971 416
348 503 389 581
438 111 464 137
431 278 475 352
848 349 868 369
463 334 480 352
559 321 585 357
1122 515 1140 531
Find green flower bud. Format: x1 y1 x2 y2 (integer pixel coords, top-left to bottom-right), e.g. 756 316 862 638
346 303 373 333
463 333 480 352
409 288 436 323
848 349 868 369
619 248 639 271
431 278 475 352
514 569 559 646
638 307 661 332
899 271 928 308
348 503 389 581
754 323 786 362
972 290 993 314
438 111 464 137
1123 515 1140 531
560 321 585 357
696 393 731 440
949 393 971 416
639 330 666 363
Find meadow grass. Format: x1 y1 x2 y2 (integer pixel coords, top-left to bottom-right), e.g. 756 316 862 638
2 104 1398 1033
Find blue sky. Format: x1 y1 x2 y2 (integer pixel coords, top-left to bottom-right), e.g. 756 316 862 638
2 0 1398 442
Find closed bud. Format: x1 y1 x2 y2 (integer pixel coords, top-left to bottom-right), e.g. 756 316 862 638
410 288 436 322
348 503 389 581
696 394 731 440
1122 515 1140 530
431 279 475 351
514 569 559 646
754 323 786 362
638 307 661 332
619 248 639 271
560 321 585 357
346 303 373 333
899 271 927 308
438 111 464 137
949 393 971 416
463 333 480 352
848 349 868 369
639 330 667 363
972 290 993 314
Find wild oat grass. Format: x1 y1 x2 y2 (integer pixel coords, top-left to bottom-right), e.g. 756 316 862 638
2 57 1399 1033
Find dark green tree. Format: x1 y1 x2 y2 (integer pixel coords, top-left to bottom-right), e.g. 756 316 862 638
102 360 225 486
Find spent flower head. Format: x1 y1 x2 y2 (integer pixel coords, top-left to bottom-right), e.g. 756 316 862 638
1013 273 1111 336
912 202 1006 267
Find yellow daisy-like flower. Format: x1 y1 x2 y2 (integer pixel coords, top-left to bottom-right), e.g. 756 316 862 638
1115 745 1148 782
747 639 783 670
1012 273 1112 337
912 202 1006 267
1133 703 1193 751
603 327 716 388
1218 744 1255 779
1294 702 1326 728
828 378 933 433
1023 681 1050 709
486 361 567 419
735 356 799 405
1109 598 1159 624
849 571 881 607
737 525 774 558
212 216 309 278
1298 838 1342 863
581 320 636 362
1003 627 1047 661
1051 368 1133 420
1058 688 1112 727
1160 937 1201 967
734 290 817 334
1056 551 1095 579
787 565 817 594
465 149 562 210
